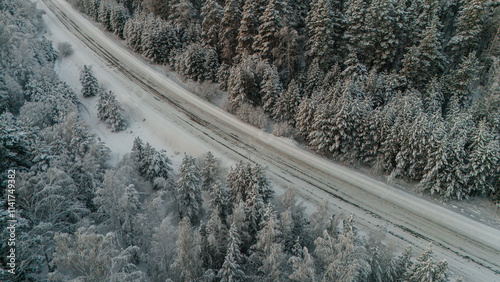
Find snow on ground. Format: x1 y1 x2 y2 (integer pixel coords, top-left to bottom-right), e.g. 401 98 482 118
38 0 500 279
42 5 226 170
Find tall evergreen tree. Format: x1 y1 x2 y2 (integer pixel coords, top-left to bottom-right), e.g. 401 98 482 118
306 0 335 65
219 0 242 64
236 0 258 58
253 0 283 61
401 16 446 89
80 65 99 98
97 90 127 132
201 0 223 49
260 63 283 114
218 223 247 282
448 0 486 60
176 155 203 223
171 217 202 281
273 79 301 124
445 51 480 113
409 245 448 282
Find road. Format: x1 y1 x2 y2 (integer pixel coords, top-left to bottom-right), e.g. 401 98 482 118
40 0 500 279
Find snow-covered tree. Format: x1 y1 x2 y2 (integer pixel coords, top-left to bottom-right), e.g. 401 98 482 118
110 3 130 39
201 151 221 191
295 98 317 141
80 65 100 97
218 223 247 282
260 63 283 114
219 0 242 64
401 16 445 89
97 90 127 132
445 51 480 113
289 246 315 282
409 245 448 282
201 0 223 49
253 0 283 61
236 0 258 58
274 79 301 123
306 0 336 65
227 161 273 205
448 0 486 60
145 149 173 189
210 181 230 222
171 217 202 281
176 155 203 223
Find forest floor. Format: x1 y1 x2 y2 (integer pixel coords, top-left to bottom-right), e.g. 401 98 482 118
38 0 500 280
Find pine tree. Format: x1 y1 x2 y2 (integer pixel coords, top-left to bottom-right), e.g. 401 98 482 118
409 245 448 282
206 210 228 269
123 12 146 52
142 16 177 65
289 245 315 281
253 0 283 61
305 58 325 95
343 0 369 60
273 79 301 123
306 0 336 65
218 223 247 282
172 217 202 281
201 151 221 191
227 161 273 205
145 149 172 188
362 0 405 70
467 122 500 195
385 246 413 281
219 0 242 64
210 181 230 222
295 98 317 142
98 0 112 31
176 155 203 223
448 0 486 60
260 63 283 114
80 65 99 98
236 0 258 58
445 51 481 113
110 3 130 39
418 114 472 199
201 0 223 49
308 103 335 155
401 16 446 89
97 90 127 132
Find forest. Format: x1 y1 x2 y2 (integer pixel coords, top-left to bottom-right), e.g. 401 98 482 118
68 0 500 204
0 0 496 281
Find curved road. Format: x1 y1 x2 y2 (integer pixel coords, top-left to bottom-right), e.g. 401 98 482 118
40 0 500 279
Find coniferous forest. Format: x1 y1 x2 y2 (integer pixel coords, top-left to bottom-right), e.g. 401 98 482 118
0 0 498 281
70 0 500 203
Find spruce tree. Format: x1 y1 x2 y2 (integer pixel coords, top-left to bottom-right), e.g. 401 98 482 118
448 0 486 60
260 63 283 114
253 0 283 61
201 0 223 49
410 245 448 282
273 79 301 124
218 223 247 282
306 0 335 65
97 90 126 132
201 151 221 191
219 0 242 64
80 65 99 98
236 0 258 58
176 155 203 223
171 217 202 281
295 98 317 142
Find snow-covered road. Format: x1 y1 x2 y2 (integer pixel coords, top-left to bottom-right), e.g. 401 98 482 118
39 0 500 279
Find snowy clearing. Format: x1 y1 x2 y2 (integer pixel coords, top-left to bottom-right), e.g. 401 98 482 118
38 0 500 280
